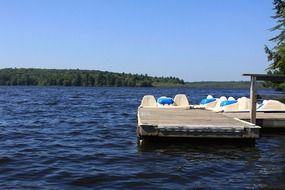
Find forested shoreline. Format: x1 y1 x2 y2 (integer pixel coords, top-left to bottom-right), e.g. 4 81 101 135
184 81 265 89
0 68 268 88
0 68 185 87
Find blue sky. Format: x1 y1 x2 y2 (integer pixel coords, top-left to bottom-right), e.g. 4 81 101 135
0 0 276 81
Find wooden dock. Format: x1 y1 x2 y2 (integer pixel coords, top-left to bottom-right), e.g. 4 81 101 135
223 112 285 130
137 108 260 141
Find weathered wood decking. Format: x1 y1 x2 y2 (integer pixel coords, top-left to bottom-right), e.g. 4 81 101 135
137 108 260 140
223 112 285 129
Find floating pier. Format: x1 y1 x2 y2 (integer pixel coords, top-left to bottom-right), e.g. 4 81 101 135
223 112 285 130
137 108 260 141
137 74 285 143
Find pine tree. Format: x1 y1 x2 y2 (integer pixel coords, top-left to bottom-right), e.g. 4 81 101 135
265 0 285 90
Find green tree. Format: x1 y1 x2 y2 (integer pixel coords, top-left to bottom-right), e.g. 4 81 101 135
265 0 285 90
0 68 185 87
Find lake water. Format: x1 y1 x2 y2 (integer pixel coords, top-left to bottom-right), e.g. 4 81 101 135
0 86 285 189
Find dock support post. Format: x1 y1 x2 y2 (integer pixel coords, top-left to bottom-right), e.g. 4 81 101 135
250 76 256 124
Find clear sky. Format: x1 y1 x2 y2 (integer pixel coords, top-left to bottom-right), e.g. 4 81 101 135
0 0 276 81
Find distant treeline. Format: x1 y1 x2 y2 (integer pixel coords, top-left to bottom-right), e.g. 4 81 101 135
185 81 266 89
0 68 185 87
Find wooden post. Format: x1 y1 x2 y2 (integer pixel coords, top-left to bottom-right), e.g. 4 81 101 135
250 76 256 124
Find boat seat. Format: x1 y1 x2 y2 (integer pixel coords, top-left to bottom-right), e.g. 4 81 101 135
238 97 251 110
203 95 218 109
139 95 157 108
223 97 250 112
173 94 191 109
207 96 227 112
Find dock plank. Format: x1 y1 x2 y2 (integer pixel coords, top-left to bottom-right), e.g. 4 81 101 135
139 108 239 125
223 112 285 129
223 112 285 120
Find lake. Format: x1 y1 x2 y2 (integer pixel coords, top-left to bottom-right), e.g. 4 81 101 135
0 86 285 189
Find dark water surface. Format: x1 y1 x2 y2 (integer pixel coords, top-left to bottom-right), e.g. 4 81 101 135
0 86 285 189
